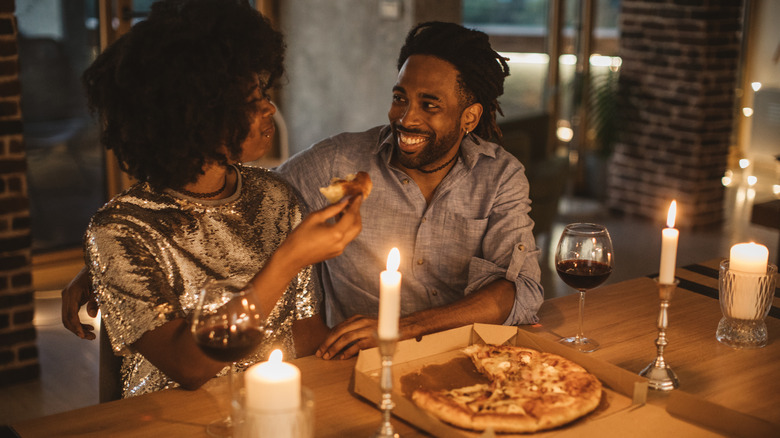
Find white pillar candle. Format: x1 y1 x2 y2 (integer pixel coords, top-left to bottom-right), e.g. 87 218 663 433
730 242 768 274
658 201 679 284
728 242 769 320
245 349 301 412
378 248 401 340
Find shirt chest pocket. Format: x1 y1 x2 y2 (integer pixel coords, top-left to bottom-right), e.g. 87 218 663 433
431 213 489 281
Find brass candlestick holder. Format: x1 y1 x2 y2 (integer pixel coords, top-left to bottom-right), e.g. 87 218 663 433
639 278 680 391
371 336 400 438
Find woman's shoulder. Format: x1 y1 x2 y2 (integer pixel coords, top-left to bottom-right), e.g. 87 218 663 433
240 165 301 203
241 164 291 188
88 183 178 231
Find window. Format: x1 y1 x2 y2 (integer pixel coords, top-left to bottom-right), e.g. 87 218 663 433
463 0 621 121
463 0 622 173
17 0 104 254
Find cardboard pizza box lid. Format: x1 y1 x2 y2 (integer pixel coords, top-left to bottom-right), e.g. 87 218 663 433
354 323 736 437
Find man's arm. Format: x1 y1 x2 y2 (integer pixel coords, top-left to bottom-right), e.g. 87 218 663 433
61 266 99 340
315 278 514 360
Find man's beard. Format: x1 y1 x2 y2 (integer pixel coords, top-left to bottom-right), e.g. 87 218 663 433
393 122 461 171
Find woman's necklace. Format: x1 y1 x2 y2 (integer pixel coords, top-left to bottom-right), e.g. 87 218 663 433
173 173 228 199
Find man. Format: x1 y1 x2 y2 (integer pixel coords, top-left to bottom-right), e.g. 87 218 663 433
63 21 543 360
279 21 542 359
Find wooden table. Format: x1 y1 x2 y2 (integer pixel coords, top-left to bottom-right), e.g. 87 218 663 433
10 354 423 438
11 259 780 437
524 259 780 430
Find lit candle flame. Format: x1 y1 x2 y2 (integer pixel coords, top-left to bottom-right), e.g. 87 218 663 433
386 247 400 272
666 200 677 228
269 349 283 363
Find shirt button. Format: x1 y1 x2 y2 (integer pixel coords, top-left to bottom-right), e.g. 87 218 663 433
517 244 525 251
421 217 427 223
417 259 424 265
403 179 410 184
432 290 438 296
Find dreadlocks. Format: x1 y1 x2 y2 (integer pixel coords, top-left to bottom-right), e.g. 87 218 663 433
397 21 510 141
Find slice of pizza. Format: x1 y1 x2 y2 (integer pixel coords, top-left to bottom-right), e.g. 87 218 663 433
319 171 372 203
412 383 553 433
462 344 535 382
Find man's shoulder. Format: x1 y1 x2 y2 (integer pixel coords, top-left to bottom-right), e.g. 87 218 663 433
468 136 527 174
281 125 389 170
324 125 390 150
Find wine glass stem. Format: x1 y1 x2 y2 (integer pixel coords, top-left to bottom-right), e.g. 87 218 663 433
576 289 586 342
226 367 234 426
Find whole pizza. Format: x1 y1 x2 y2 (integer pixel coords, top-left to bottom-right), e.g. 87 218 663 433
411 344 603 433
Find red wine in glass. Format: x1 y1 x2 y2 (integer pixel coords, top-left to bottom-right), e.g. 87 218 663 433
554 223 614 353
191 278 265 438
194 326 264 363
556 260 612 290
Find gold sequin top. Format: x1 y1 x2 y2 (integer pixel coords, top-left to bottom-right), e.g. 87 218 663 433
85 165 318 398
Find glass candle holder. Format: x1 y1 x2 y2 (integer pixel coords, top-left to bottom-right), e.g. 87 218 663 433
234 387 314 438
716 260 778 349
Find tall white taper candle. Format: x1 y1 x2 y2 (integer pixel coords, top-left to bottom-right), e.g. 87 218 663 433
659 200 679 284
378 248 401 339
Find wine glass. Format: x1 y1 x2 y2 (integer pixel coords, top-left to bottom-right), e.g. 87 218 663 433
554 223 614 353
191 278 265 437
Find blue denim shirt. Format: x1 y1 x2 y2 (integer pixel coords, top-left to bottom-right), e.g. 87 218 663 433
276 125 543 327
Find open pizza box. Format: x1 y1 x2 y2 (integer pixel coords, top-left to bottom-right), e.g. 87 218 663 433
354 323 761 437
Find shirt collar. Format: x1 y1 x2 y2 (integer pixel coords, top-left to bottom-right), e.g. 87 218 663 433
374 125 497 170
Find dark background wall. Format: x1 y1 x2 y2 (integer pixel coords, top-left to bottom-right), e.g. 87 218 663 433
0 0 38 386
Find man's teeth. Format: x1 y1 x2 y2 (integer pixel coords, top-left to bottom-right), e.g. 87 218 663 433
399 133 427 145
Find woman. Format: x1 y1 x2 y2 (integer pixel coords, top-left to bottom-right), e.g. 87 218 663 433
81 0 361 398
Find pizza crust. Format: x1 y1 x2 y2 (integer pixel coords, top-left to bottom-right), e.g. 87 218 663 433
319 171 372 203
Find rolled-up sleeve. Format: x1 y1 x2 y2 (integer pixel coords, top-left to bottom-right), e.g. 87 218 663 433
463 156 543 325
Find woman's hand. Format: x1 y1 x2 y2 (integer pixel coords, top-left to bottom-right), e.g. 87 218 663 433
278 195 364 271
248 195 363 317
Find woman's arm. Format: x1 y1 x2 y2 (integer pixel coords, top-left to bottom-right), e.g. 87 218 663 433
133 197 363 389
132 310 329 390
247 196 363 315
131 318 226 390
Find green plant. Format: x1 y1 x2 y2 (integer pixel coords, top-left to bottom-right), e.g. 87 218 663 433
587 68 620 158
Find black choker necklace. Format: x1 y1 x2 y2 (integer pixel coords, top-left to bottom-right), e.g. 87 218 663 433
174 175 228 199
417 152 459 174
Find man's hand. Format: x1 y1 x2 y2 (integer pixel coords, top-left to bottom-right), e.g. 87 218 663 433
315 314 378 360
61 266 99 340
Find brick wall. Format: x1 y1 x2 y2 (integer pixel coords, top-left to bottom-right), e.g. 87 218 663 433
607 0 744 227
0 0 39 386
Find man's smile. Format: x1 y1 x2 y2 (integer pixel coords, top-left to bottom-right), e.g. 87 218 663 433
397 130 431 154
